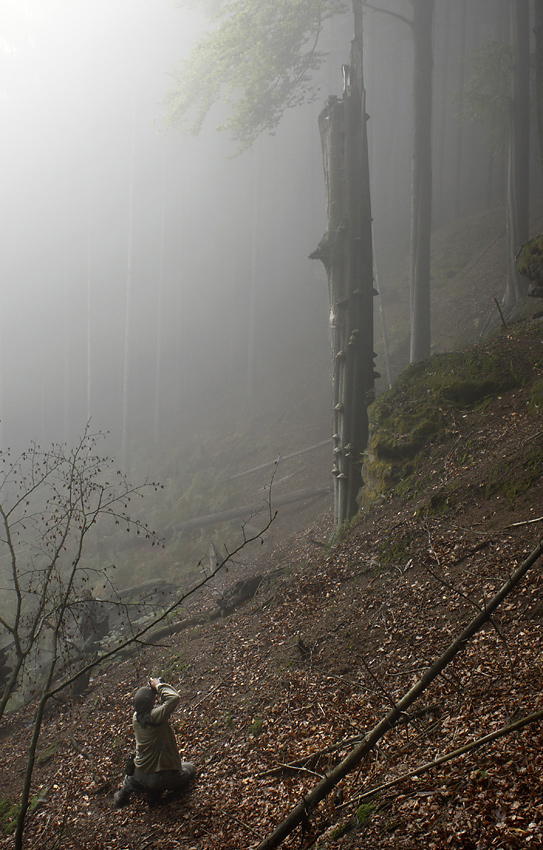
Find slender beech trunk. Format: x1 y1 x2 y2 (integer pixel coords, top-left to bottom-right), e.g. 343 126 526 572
536 0 543 169
452 0 467 220
409 0 434 363
153 148 167 444
121 135 136 474
434 0 450 226
310 0 374 526
503 0 530 314
246 148 263 400
86 160 93 425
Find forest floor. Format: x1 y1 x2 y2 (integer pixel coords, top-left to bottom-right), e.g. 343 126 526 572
3 315 543 849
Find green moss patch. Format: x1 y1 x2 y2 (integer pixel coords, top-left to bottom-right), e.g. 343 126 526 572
0 800 19 835
362 322 543 510
485 441 543 503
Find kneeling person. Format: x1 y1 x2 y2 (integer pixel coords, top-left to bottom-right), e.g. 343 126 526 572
114 677 195 807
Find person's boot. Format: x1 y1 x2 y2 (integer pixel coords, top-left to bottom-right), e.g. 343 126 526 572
113 778 133 808
180 762 196 784
145 788 162 809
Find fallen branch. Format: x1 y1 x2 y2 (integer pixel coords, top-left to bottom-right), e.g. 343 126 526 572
271 763 324 780
259 706 439 777
254 539 543 850
226 812 264 840
505 515 543 529
346 705 543 807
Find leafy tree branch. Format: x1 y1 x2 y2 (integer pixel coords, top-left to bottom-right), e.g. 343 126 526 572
164 0 346 149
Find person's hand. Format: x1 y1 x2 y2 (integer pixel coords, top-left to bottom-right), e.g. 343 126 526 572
149 677 163 691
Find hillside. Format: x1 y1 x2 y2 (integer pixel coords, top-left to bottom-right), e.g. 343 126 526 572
2 314 543 849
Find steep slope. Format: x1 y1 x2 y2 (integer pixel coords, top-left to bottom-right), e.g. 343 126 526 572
2 317 543 849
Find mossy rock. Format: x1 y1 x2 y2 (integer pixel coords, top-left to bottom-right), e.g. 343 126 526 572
516 234 543 284
361 336 536 510
0 800 19 835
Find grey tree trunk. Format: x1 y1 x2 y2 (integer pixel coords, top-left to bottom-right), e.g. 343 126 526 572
535 0 543 169
503 0 530 314
311 2 375 526
452 0 467 220
409 0 434 363
121 137 136 474
86 163 93 425
153 149 167 444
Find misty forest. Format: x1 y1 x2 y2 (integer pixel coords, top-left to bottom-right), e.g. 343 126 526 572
3 1 543 848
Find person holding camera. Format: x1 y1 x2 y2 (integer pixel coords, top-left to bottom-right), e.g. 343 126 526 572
113 676 195 808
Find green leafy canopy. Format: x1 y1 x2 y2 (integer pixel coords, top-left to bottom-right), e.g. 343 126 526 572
165 0 347 150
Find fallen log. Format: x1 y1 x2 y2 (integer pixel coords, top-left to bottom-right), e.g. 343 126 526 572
175 487 331 533
142 576 266 643
225 440 330 481
255 539 543 850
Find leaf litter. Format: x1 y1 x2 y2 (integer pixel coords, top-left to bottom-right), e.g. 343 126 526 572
3 324 543 849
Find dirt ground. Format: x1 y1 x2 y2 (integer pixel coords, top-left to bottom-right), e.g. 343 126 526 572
3 320 543 849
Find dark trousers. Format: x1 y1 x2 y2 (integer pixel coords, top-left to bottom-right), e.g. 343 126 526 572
118 762 195 804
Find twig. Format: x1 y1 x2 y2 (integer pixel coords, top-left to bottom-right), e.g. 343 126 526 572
505 515 543 529
359 655 399 713
362 0 412 27
68 734 90 760
493 297 508 329
226 812 264 840
190 682 223 709
265 763 323 780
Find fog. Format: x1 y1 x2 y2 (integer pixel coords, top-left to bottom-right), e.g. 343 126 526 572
0 0 331 466
0 0 539 503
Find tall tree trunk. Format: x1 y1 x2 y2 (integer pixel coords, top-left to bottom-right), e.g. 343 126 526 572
246 149 262 400
503 0 530 314
452 0 467 220
409 0 434 363
310 0 374 526
433 0 450 227
86 161 93 426
153 149 167 444
535 0 543 170
121 136 136 474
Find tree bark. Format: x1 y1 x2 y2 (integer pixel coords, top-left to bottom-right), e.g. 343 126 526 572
503 0 530 314
452 0 467 220
535 0 543 170
121 133 136 474
310 1 374 527
255 538 543 850
409 0 434 363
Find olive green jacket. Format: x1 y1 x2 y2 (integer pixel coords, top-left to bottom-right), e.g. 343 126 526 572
133 683 182 773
